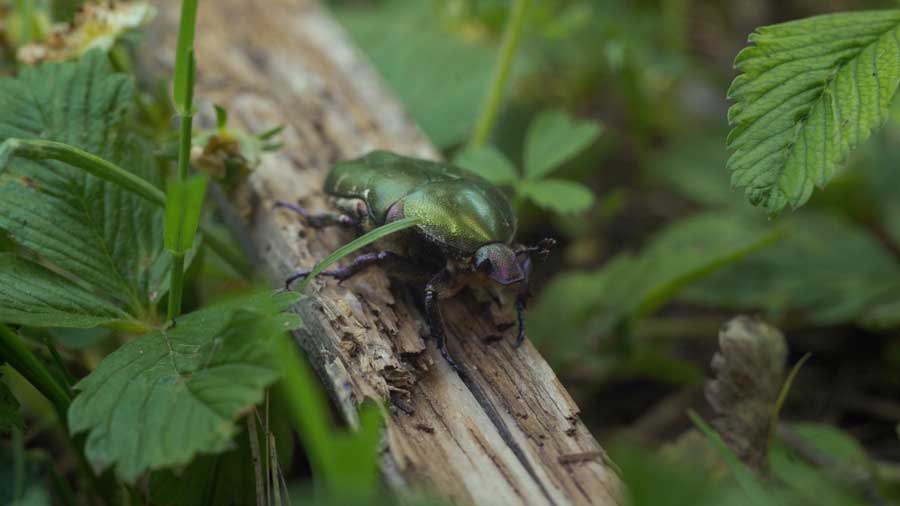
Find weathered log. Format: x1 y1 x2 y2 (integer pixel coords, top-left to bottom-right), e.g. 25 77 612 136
144 1 621 504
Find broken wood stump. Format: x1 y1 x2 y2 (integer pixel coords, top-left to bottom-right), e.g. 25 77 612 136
145 1 621 504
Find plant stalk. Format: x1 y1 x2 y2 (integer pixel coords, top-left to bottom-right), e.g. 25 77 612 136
168 51 196 320
470 0 530 147
0 138 166 206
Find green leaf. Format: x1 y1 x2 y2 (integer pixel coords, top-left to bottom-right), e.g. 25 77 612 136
518 178 594 214
48 327 114 350
682 213 900 326
335 0 504 147
529 213 780 350
297 216 421 291
727 11 900 212
0 371 23 433
68 291 301 482
173 0 198 114
0 254 132 329
453 145 518 185
0 51 169 316
523 109 601 179
164 175 207 255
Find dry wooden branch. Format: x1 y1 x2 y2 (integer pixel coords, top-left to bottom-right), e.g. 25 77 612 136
144 1 621 504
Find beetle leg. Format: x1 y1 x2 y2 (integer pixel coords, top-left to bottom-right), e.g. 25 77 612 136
514 294 527 347
425 271 460 372
274 201 358 229
514 256 532 348
285 250 404 289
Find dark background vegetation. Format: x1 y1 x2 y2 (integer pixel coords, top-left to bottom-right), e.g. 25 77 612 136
329 0 900 497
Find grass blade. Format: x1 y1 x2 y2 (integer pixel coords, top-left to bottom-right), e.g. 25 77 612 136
297 217 421 292
688 410 771 506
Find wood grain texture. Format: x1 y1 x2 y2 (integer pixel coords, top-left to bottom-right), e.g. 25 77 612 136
144 1 621 504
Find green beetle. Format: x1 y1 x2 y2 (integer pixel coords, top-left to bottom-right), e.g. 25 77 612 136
277 151 553 370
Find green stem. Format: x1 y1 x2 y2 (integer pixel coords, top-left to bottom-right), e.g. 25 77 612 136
0 138 166 206
470 0 530 147
176 54 195 180
0 324 71 422
0 138 250 281
168 47 196 320
14 0 34 45
167 254 185 319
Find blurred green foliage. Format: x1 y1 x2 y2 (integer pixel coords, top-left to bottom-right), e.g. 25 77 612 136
2 0 900 504
337 0 900 503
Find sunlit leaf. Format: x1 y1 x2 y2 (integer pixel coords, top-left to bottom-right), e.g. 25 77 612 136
727 11 900 212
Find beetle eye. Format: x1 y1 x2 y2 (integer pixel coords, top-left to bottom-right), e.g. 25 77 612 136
476 257 492 273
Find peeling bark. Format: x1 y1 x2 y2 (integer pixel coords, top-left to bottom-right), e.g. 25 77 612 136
144 1 622 504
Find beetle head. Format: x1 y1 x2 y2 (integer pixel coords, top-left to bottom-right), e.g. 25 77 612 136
473 243 525 285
